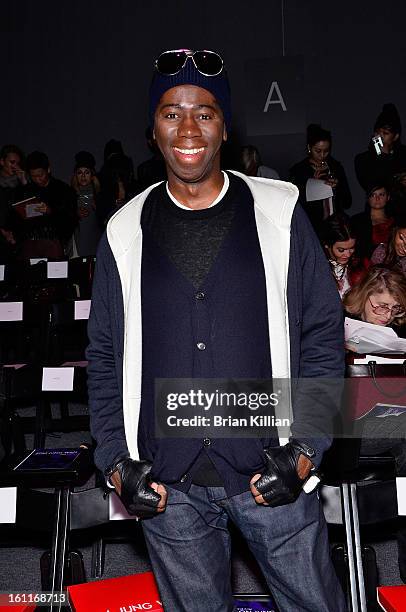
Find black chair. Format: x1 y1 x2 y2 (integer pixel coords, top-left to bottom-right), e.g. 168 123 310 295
320 358 405 612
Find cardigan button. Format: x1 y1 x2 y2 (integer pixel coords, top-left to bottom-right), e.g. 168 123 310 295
195 291 205 300
203 438 211 447
180 473 188 483
196 342 206 351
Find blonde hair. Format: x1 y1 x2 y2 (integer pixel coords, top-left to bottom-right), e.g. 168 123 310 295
343 266 406 326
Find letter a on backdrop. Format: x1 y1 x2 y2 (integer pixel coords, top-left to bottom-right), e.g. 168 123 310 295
263 81 287 112
244 56 305 136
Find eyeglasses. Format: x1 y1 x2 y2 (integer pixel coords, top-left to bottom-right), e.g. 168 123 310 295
368 297 405 318
154 49 224 77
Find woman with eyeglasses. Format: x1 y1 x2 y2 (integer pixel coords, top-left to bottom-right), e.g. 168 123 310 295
343 266 406 329
371 214 406 278
343 266 406 581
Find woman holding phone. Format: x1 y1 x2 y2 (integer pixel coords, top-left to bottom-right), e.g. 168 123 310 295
289 124 352 234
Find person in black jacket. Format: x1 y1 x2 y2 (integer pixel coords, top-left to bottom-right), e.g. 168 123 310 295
289 124 352 235
354 103 406 193
12 151 77 259
351 181 394 261
87 49 346 612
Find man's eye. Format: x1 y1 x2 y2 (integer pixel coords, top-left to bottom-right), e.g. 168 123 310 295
199 114 211 120
165 112 178 119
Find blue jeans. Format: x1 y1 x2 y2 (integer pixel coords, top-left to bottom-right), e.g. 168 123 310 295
142 485 346 612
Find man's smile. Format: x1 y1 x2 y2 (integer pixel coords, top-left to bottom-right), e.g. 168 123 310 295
173 146 206 155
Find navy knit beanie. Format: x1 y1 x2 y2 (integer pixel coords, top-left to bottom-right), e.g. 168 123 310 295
374 103 402 135
149 54 231 133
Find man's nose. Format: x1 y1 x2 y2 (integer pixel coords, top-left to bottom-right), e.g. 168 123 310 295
178 115 202 138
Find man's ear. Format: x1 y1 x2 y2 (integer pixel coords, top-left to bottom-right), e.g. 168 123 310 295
223 124 228 142
394 133 400 143
152 128 156 140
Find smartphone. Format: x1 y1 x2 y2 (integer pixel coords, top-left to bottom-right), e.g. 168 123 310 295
372 135 384 156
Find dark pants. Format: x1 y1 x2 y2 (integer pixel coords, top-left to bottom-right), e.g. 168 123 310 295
142 485 346 612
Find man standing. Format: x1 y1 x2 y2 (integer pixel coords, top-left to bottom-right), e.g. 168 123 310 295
87 49 346 611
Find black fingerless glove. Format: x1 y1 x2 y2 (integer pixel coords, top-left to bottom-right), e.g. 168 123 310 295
107 457 162 518
254 440 315 508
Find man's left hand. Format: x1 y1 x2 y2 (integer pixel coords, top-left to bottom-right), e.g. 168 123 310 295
250 441 314 508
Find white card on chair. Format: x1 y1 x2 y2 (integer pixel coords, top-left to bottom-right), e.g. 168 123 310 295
0 265 4 281
396 477 406 515
47 261 68 279
0 487 17 523
74 300 91 320
0 301 23 321
30 258 47 265
42 367 74 391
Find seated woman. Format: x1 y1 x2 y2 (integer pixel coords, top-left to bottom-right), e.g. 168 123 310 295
239 145 279 179
351 182 394 260
343 266 406 580
289 123 352 234
321 213 366 298
343 265 406 333
371 214 406 277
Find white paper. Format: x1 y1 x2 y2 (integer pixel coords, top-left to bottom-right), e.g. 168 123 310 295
396 477 406 515
30 258 47 265
345 317 406 354
109 493 138 521
47 261 68 279
305 178 333 202
0 265 4 281
354 355 406 364
42 367 74 391
0 487 17 523
0 301 23 321
74 299 91 320
25 203 43 218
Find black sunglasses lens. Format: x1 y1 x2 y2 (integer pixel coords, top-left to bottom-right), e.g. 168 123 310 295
193 51 223 75
156 51 186 75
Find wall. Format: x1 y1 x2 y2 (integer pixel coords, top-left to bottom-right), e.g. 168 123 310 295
2 0 406 212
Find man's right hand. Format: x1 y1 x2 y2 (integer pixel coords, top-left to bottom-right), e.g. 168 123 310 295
110 458 167 518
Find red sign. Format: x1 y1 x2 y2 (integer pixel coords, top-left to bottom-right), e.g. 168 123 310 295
68 571 163 612
377 586 406 611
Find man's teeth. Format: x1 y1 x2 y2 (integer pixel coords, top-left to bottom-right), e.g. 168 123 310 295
174 147 205 155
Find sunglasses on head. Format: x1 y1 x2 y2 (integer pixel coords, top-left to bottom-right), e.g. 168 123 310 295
154 49 224 77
